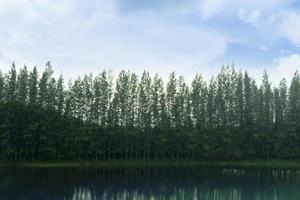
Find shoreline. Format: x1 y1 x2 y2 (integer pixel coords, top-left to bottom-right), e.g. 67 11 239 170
1 160 300 169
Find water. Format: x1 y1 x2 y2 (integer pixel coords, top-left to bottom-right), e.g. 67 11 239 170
0 166 300 200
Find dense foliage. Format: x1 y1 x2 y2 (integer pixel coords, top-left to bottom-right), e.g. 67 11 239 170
0 62 300 161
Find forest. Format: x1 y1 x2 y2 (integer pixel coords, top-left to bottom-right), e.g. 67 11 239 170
0 62 299 161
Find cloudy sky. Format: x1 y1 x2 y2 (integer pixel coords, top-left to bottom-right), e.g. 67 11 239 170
0 0 300 83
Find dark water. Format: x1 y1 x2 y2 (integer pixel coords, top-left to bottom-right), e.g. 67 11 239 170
0 166 300 200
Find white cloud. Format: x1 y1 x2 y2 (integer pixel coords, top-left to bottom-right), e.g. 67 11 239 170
238 9 261 25
198 0 223 19
279 11 300 47
0 0 229 82
198 0 290 20
0 0 298 84
0 50 35 73
237 7 300 48
259 45 269 52
270 54 300 85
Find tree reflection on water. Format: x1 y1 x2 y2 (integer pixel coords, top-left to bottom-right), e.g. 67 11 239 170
0 167 300 200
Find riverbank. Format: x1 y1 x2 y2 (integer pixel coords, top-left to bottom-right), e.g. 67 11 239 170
1 160 300 169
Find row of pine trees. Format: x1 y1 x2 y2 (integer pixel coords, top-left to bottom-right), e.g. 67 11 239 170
0 62 300 161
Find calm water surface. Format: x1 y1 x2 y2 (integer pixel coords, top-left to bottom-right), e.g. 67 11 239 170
0 166 300 200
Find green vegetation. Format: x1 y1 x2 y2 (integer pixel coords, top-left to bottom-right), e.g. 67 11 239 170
0 62 300 161
1 160 300 169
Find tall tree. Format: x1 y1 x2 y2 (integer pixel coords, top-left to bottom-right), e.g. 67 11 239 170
113 71 131 127
166 72 177 128
56 75 64 115
288 72 300 128
83 74 93 122
47 77 57 111
28 67 38 106
16 65 29 104
0 71 4 103
235 70 244 127
274 79 287 131
70 77 85 119
39 62 54 109
279 78 288 127
206 77 217 129
6 63 17 104
215 67 227 128
243 71 253 127
1 63 300 161
262 71 273 130
138 71 152 129
151 74 166 128
175 76 191 128
191 73 207 129
128 73 139 128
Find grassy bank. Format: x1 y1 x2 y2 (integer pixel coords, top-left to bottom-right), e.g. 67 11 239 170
1 160 300 169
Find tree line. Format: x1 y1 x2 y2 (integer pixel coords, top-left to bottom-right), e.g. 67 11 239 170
0 62 300 161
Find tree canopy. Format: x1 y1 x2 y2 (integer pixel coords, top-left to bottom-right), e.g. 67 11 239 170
0 63 300 161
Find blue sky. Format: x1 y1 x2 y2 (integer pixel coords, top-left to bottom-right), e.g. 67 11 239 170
0 0 300 83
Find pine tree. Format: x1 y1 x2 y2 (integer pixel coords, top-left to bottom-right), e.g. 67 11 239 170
56 75 64 115
235 70 244 127
28 67 38 106
216 68 227 128
1 63 300 161
64 81 74 118
99 70 113 127
92 74 101 125
183 84 193 129
251 80 259 126
0 69 11 158
279 78 288 127
47 77 57 111
6 63 17 104
0 71 4 103
206 77 217 129
159 82 168 128
128 73 139 127
108 91 119 128
151 74 165 128
138 71 152 129
288 72 300 128
70 77 85 119
16 65 29 104
262 71 273 130
243 71 253 127
191 73 207 129
227 66 237 127
175 76 191 128
83 74 93 122
114 70 131 127
256 85 264 128
274 79 287 131
166 72 177 128
39 62 54 109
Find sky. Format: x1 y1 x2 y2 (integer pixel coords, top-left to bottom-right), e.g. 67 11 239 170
0 0 300 84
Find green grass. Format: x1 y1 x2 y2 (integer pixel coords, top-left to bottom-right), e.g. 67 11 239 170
1 160 300 169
